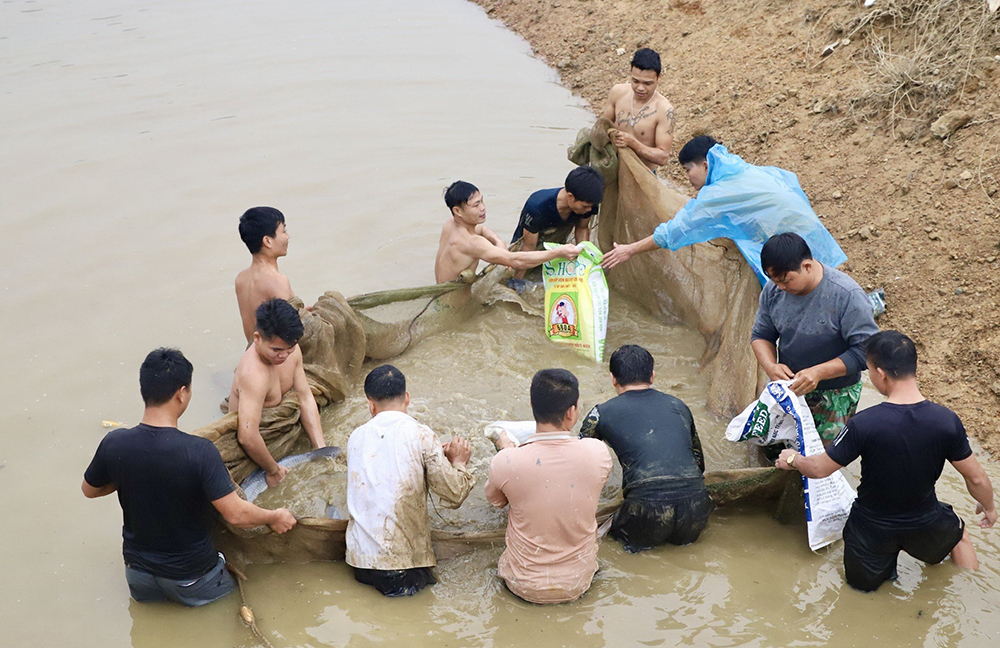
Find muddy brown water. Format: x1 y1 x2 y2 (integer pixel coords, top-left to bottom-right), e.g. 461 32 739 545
2 1 999 647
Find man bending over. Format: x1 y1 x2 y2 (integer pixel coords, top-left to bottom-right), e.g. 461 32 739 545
510 166 605 252
346 365 474 596
434 181 579 283
236 206 301 344
83 348 295 606
581 345 711 552
229 298 326 487
777 330 995 592
750 233 878 442
486 369 611 604
601 48 675 171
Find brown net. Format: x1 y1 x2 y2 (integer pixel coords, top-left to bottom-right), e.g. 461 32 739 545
581 125 767 418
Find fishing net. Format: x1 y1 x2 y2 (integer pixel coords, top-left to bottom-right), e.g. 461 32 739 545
571 122 767 418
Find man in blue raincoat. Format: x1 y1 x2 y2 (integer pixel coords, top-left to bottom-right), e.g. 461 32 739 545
600 136 846 285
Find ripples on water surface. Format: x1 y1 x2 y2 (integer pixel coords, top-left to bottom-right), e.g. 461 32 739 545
2 0 999 646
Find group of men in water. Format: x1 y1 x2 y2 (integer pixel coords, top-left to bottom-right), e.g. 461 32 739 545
83 47 995 609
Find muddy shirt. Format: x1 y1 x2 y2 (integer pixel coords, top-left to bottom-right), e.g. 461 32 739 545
751 264 878 391
83 424 235 580
581 388 705 499
826 401 972 522
510 187 598 244
346 411 474 570
485 433 612 604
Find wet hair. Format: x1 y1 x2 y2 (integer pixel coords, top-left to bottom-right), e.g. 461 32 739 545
630 48 662 75
255 298 303 345
760 233 813 279
444 181 480 212
239 207 285 254
139 348 193 407
565 166 605 205
678 136 718 166
865 331 917 378
530 368 580 426
610 344 655 386
364 364 407 402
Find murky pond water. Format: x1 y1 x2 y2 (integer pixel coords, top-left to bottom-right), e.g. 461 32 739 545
3 1 999 647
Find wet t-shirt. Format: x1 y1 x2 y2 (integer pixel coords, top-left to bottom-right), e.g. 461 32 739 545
346 411 474 570
581 388 705 499
83 424 235 580
826 401 972 522
510 187 598 244
485 434 611 604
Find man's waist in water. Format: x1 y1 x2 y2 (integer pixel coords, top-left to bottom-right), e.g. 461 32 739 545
623 475 705 499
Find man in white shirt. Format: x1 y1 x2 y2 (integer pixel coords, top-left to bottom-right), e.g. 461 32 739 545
346 364 474 596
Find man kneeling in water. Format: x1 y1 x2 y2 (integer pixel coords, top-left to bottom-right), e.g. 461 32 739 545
346 365 474 596
229 298 326 487
434 180 580 283
581 345 712 552
486 369 611 604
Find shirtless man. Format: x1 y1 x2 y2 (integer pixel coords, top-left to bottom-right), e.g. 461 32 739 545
235 206 297 344
600 48 675 171
228 298 326 487
434 180 580 283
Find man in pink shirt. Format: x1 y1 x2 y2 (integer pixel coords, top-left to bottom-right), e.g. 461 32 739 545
485 369 613 604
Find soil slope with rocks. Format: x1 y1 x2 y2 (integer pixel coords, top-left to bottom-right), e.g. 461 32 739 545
476 0 1000 450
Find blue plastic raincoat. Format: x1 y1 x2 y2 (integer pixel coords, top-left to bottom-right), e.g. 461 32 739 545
652 145 847 285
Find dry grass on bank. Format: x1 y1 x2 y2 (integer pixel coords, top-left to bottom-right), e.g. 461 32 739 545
845 0 1000 132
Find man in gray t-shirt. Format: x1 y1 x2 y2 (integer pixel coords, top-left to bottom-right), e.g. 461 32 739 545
750 233 878 440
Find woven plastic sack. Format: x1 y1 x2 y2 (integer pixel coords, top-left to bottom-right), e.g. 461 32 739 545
542 241 609 362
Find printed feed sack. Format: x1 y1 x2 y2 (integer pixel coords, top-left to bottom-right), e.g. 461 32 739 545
726 381 857 551
541 241 609 363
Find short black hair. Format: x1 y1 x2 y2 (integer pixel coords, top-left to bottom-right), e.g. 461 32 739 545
364 364 406 402
565 166 605 205
630 48 661 75
444 181 480 212
760 233 813 278
255 298 303 345
139 348 193 407
610 345 654 386
678 136 718 165
239 207 285 254
530 369 579 426
865 330 916 378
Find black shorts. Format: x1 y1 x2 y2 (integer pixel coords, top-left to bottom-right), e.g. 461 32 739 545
353 567 436 597
610 489 714 553
842 503 965 592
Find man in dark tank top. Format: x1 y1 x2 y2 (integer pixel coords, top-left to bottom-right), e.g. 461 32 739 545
580 344 712 552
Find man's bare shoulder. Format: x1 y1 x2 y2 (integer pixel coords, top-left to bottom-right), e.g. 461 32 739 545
233 347 270 386
608 83 631 101
653 93 675 118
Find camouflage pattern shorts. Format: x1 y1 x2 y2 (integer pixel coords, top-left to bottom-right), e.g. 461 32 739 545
805 381 863 441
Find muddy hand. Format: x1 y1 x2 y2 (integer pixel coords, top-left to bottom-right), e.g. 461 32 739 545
444 436 471 467
557 244 581 260
601 242 633 269
268 508 297 534
265 465 290 488
976 502 998 528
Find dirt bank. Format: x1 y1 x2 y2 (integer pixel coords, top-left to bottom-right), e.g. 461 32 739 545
474 0 1000 451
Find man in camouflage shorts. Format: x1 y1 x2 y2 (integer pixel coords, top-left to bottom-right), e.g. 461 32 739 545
750 233 878 442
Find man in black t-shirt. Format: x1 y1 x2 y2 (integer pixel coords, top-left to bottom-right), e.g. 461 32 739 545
776 331 996 592
580 345 712 552
83 348 296 606
510 166 605 254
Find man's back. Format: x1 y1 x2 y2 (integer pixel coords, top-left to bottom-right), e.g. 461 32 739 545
582 389 704 499
235 265 293 342
485 434 611 604
83 424 234 579
346 411 473 570
827 401 972 520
